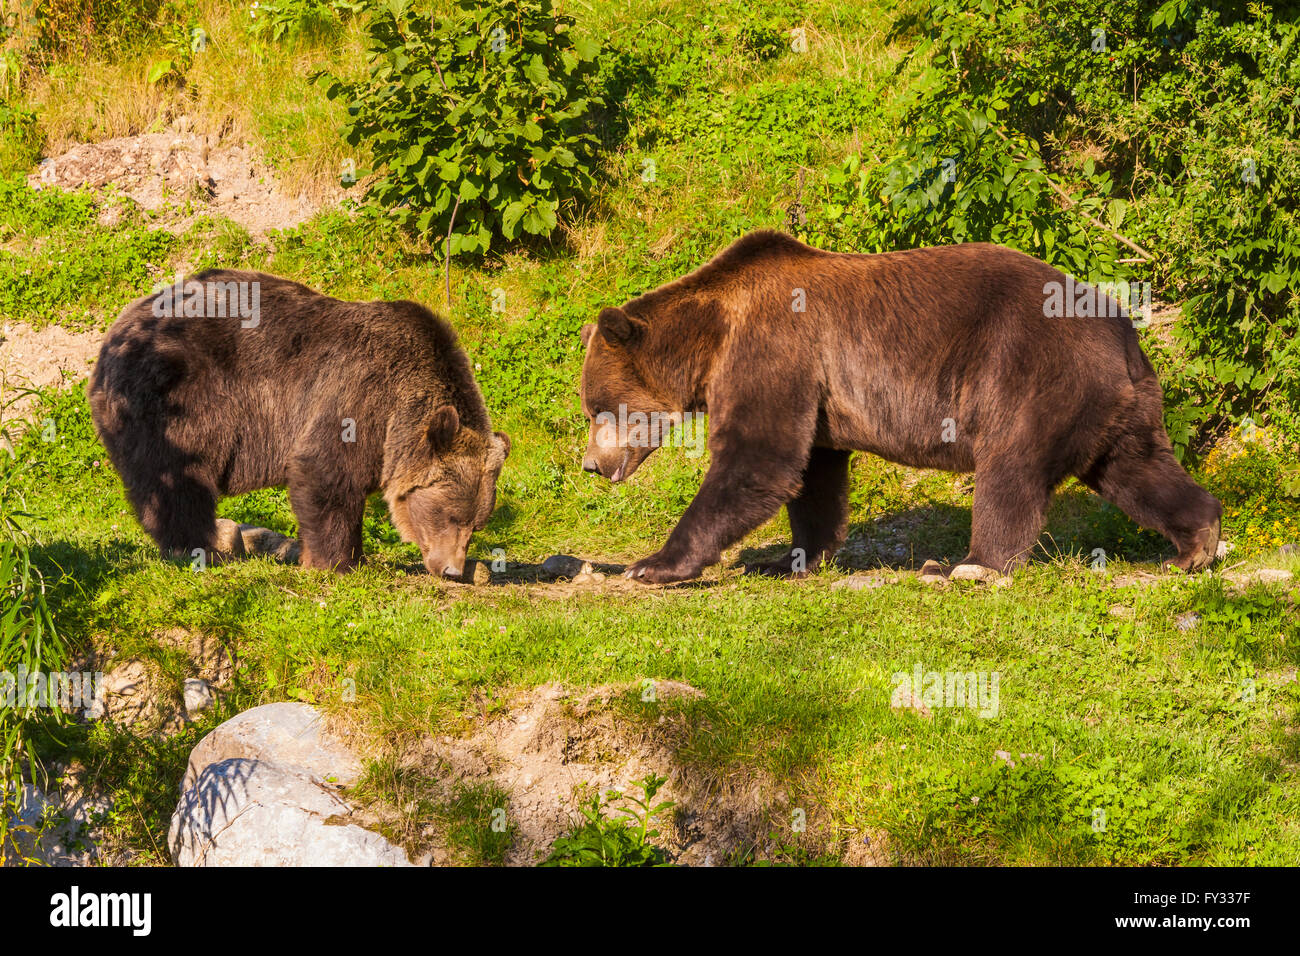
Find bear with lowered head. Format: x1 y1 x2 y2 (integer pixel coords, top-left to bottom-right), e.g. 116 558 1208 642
89 270 508 576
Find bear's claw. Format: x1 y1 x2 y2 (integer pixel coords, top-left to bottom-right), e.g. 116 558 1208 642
625 551 702 584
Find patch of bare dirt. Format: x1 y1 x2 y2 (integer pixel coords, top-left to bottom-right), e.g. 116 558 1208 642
0 320 102 438
372 682 880 866
77 626 236 738
28 122 334 238
1144 297 1182 352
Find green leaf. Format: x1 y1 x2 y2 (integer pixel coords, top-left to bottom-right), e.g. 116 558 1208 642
401 143 424 167
524 54 549 86
1106 199 1128 230
522 207 547 234
501 200 527 239
147 60 174 84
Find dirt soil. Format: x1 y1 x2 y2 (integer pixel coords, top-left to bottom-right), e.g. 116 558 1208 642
1 320 102 439
27 123 331 238
367 681 886 867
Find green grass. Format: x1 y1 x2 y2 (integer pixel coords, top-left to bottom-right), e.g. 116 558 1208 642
4 0 1300 866
9 386 1300 865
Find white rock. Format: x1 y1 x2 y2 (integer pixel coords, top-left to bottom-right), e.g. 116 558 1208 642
4 783 107 865
180 702 362 793
169 759 411 867
182 678 215 721
170 703 412 867
949 563 1001 583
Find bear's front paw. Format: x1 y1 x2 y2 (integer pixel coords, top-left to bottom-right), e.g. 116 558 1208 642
624 550 702 584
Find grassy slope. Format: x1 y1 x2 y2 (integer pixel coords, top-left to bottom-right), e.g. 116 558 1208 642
3 0 1300 865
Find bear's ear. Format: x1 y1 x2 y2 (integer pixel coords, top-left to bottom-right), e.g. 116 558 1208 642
580 323 596 348
426 404 460 451
596 307 647 346
486 431 511 472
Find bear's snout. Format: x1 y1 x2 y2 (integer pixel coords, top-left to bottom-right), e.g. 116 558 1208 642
424 552 467 579
418 524 474 579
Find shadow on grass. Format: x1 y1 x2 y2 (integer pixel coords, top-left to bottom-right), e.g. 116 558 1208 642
735 489 1173 574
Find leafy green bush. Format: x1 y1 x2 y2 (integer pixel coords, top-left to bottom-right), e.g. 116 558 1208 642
541 773 674 866
0 101 40 178
247 0 361 45
321 0 602 255
819 0 1300 457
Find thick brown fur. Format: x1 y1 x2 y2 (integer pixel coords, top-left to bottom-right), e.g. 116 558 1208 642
580 230 1221 583
89 270 508 575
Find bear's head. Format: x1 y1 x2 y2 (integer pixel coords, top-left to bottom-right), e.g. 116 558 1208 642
383 404 510 578
579 307 680 482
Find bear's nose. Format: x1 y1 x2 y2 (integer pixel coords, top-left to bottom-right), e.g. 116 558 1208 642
441 564 462 578
582 456 599 474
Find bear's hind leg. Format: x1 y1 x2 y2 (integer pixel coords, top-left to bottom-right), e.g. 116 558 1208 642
1079 434 1221 572
960 456 1059 574
751 447 851 576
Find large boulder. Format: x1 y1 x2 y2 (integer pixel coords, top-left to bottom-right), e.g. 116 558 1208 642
169 703 411 867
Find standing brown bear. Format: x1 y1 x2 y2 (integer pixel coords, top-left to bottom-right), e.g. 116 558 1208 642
89 270 509 576
580 231 1221 584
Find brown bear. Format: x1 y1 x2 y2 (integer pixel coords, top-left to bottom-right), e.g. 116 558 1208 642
89 270 509 576
579 230 1221 584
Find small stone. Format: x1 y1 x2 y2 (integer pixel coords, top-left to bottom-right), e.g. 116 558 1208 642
1224 568 1294 590
918 559 947 586
238 524 300 563
1174 612 1200 632
1108 604 1134 618
96 204 125 228
183 678 215 721
541 554 585 580
469 561 492 585
949 563 1000 583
